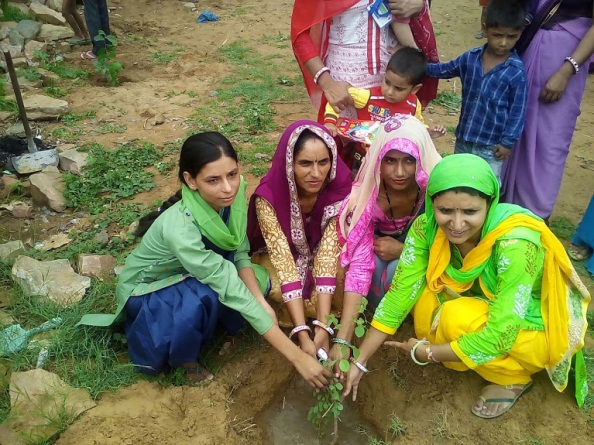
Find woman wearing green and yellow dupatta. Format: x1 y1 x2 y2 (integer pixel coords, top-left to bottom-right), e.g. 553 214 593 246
343 154 590 419
79 132 332 389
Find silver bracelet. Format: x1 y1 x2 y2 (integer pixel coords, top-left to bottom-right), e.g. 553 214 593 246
353 360 369 373
564 56 579 74
410 340 430 366
331 337 352 348
289 325 311 339
313 66 330 85
312 319 335 336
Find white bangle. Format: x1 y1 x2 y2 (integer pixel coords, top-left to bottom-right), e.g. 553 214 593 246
564 56 579 74
289 325 311 339
313 66 330 85
410 340 430 366
353 360 369 373
312 319 335 336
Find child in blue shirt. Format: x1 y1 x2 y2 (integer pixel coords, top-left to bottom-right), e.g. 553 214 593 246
426 0 528 181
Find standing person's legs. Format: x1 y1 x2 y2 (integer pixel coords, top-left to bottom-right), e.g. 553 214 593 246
83 0 110 55
97 0 111 39
454 140 501 183
62 0 89 39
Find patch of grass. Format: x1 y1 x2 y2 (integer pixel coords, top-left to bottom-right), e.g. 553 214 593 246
36 51 89 80
519 439 545 445
433 91 462 113
51 127 84 143
356 426 389 445
63 141 162 212
150 50 182 65
445 125 457 134
549 217 576 240
430 408 458 440
60 110 97 127
388 412 406 438
0 4 31 22
16 66 42 82
98 123 126 134
44 86 68 98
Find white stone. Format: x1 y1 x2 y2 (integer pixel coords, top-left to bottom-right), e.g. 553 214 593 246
0 369 96 445
58 149 87 174
29 3 67 26
45 0 63 12
11 256 91 306
23 39 48 61
29 166 66 212
5 122 25 137
0 240 25 261
77 254 117 280
15 20 42 40
23 94 69 120
37 24 74 41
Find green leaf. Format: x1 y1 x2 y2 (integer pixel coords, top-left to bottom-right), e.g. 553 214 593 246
335 382 343 391
351 346 360 360
339 359 350 373
354 325 365 338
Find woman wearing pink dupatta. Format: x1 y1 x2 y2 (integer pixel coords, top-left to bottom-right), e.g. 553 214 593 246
334 114 440 367
247 121 352 357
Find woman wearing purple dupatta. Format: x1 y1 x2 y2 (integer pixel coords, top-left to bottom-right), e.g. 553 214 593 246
247 121 352 357
501 0 594 220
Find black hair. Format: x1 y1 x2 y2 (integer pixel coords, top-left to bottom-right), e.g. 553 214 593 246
485 0 527 30
431 186 493 202
294 129 326 156
136 132 238 237
386 46 427 86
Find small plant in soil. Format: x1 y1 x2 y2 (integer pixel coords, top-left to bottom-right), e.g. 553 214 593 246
35 50 89 80
307 299 369 444
388 411 406 438
93 31 123 87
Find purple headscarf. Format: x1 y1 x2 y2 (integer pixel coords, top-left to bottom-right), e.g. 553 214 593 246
247 120 352 296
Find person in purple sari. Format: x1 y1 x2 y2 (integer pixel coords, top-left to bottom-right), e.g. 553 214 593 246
247 121 352 357
501 0 594 220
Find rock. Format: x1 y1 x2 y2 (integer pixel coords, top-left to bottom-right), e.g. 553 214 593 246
183 2 196 8
55 143 76 153
29 3 67 26
77 254 117 280
11 202 32 218
29 166 66 212
39 233 71 251
37 24 74 41
58 149 88 175
0 26 9 41
9 0 29 3
23 39 48 61
0 112 13 121
36 67 60 86
31 0 48 4
23 94 69 121
7 28 24 47
45 0 62 12
11 256 91 306
0 240 25 261
0 309 15 326
5 122 25 137
0 175 20 200
153 113 165 125
93 229 109 246
17 75 43 90
15 20 42 40
0 38 23 57
0 369 96 445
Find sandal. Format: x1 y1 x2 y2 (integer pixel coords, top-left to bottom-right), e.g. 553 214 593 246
80 50 97 60
567 243 591 261
180 362 214 386
471 382 533 419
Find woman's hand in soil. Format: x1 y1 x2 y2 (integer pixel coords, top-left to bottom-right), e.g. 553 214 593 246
294 353 332 390
373 237 404 261
299 334 318 358
384 337 420 355
343 363 364 401
313 328 330 355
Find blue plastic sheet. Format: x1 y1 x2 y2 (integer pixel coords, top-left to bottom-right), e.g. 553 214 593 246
197 10 219 23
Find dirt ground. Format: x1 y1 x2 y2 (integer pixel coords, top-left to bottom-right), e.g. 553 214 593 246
7 0 594 443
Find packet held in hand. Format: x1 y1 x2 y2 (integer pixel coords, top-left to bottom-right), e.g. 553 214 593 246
336 118 381 147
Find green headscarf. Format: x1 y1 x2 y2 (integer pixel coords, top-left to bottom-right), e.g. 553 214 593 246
425 154 536 283
181 177 248 251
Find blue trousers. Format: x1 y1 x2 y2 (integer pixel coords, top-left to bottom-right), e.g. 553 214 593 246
83 0 111 55
455 139 502 183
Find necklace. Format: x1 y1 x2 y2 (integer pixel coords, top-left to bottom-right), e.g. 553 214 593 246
382 179 420 221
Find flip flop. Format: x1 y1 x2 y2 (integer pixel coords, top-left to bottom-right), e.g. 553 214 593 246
180 362 214 386
80 50 97 60
471 382 533 419
567 243 591 262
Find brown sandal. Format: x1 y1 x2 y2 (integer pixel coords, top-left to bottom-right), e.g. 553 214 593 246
179 362 214 386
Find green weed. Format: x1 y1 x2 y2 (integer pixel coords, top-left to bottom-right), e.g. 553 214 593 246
35 51 89 80
150 50 182 65
93 31 123 87
0 4 31 22
61 110 96 127
98 123 126 134
433 91 462 113
44 86 68 98
63 141 161 212
445 125 457 134
388 412 406 438
549 217 576 240
16 66 42 82
50 127 83 143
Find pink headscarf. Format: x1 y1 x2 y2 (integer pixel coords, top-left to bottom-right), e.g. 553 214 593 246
337 114 442 267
